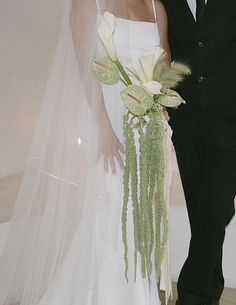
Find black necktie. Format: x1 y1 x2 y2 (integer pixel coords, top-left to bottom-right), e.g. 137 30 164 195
196 0 205 23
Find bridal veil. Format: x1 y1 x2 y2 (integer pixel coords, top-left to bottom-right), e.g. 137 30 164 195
0 1 172 304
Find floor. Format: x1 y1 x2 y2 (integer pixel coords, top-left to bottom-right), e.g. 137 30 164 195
160 284 236 305
10 285 236 305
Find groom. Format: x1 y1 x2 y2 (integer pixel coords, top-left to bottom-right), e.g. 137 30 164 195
161 0 236 305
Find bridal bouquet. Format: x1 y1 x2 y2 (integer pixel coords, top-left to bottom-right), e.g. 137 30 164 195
93 12 190 282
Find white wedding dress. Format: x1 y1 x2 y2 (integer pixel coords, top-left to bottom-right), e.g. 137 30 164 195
35 16 165 305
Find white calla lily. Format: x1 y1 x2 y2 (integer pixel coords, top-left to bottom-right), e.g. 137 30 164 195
139 54 154 82
140 46 166 82
143 81 162 95
128 58 146 83
98 12 117 61
152 46 166 67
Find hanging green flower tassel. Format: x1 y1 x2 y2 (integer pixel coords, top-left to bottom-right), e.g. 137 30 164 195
122 106 169 284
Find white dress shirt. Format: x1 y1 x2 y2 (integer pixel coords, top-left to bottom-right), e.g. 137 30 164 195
186 0 207 20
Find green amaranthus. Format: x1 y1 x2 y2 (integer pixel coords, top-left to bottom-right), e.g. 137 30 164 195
122 105 169 282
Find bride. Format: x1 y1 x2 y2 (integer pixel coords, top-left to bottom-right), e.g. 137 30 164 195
0 0 174 304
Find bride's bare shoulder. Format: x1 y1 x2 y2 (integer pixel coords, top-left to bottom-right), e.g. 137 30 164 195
155 0 167 14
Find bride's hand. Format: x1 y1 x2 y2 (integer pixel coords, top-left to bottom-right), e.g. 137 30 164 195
98 125 124 175
163 109 170 122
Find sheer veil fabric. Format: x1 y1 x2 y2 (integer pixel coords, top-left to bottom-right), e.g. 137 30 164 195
0 0 172 304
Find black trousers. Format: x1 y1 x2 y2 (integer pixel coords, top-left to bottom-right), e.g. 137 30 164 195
170 109 236 305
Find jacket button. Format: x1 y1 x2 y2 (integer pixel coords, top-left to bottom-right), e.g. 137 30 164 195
198 41 204 47
198 75 206 82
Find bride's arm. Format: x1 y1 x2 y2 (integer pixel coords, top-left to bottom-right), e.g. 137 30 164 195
156 0 171 65
155 0 171 121
70 0 124 174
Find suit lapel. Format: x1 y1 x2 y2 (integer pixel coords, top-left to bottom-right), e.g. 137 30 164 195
179 0 219 27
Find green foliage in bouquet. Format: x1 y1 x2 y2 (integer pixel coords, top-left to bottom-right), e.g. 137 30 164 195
93 57 120 85
122 107 169 282
93 11 191 284
121 85 154 116
120 61 190 281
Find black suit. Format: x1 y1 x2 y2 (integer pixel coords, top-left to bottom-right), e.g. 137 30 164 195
161 0 236 304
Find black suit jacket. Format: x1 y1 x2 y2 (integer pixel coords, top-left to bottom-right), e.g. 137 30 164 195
162 0 236 148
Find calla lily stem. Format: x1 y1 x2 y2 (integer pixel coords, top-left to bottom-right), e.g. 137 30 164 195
120 77 129 86
115 60 133 85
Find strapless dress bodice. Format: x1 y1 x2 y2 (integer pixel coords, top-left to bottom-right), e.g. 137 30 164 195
114 17 160 61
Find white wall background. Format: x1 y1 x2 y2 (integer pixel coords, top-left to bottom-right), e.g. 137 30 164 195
0 0 235 288
0 0 63 177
